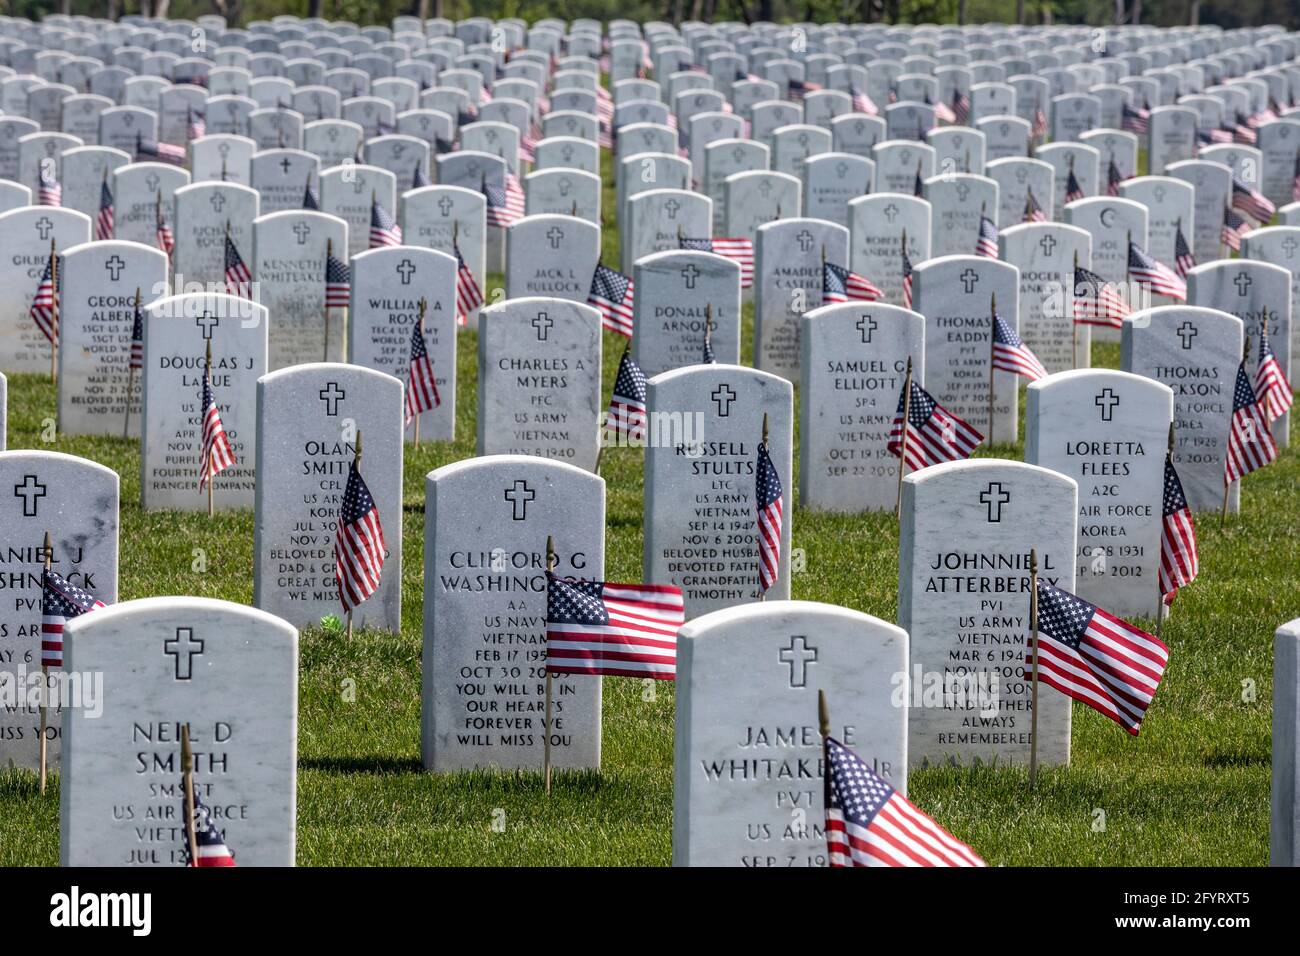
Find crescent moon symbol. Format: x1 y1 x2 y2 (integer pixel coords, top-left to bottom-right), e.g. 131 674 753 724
1100 207 1116 227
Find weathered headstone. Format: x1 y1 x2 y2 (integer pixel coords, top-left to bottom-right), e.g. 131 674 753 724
848 194 930 308
0 206 91 375
633 250 742 377
253 363 403 631
252 210 349 369
754 218 847 382
999 222 1092 374
673 601 908 867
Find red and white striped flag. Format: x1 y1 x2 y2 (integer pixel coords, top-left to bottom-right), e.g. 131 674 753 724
822 260 882 303
199 362 236 489
588 262 635 337
1254 327 1294 423
334 459 386 612
825 735 985 867
1023 188 1047 223
1225 361 1279 484
155 200 175 258
1174 221 1196 277
325 250 351 308
454 242 483 326
1073 264 1133 328
1128 240 1186 300
96 177 114 240
680 235 754 288
484 173 526 226
901 239 914 309
545 573 684 679
888 379 983 469
185 788 235 867
38 164 61 206
991 314 1048 381
1159 455 1198 606
369 195 403 247
40 568 106 668
223 232 252 299
1026 579 1170 736
403 318 440 425
974 213 999 258
29 252 58 343
1232 176 1276 223
755 440 783 593
608 345 647 442
1221 208 1248 253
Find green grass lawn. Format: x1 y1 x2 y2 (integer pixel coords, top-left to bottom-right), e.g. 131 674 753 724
0 150 1293 866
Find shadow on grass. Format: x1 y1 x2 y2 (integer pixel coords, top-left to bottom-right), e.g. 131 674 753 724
300 755 423 775
1201 750 1270 769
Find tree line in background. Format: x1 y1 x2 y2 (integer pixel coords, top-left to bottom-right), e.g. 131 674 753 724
2 0 1295 42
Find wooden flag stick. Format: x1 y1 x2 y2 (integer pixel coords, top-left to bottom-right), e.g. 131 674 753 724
324 238 333 362
704 303 713 359
818 688 830 739
124 286 141 439
987 291 997 440
1157 421 1175 638
181 723 199 866
38 530 52 795
1028 547 1041 788
347 429 362 640
205 339 215 518
895 356 913 518
49 238 58 384
413 298 427 448
544 534 557 794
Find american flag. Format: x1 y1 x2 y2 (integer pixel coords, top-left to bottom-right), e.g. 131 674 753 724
369 195 403 247
1292 150 1300 203
29 253 58 343
1064 166 1085 204
545 573 685 680
40 568 105 668
1197 126 1234 145
483 173 526 226
155 201 175 258
223 232 252 299
888 379 983 470
680 235 754 288
136 132 187 166
588 263 635 337
199 361 236 489
1255 326 1294 423
186 107 206 141
825 735 985 868
412 160 430 190
822 260 882 303
608 345 647 442
1121 102 1149 135
1073 264 1132 328
454 242 483 326
1032 106 1048 141
975 213 999 258
1026 580 1170 736
96 177 114 240
303 174 320 210
1174 221 1196 277
325 249 351 308
702 326 716 364
1221 207 1248 252
951 88 971 126
1106 156 1124 196
850 87 877 115
755 439 783 593
1023 188 1047 223
1234 113 1258 145
404 318 440 425
184 788 235 867
1232 176 1276 223
38 164 61 206
928 91 957 124
129 297 143 370
1128 240 1186 300
1158 455 1198 606
1225 360 1279 484
901 238 914 309
335 459 386 612
991 313 1048 381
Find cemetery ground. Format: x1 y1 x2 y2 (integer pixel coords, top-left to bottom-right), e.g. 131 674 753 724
1 161 1294 867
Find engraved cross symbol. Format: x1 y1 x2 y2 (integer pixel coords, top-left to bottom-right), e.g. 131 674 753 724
164 627 204 680
319 382 345 415
1039 234 1057 256
1234 270 1252 296
504 479 535 520
13 475 45 517
397 258 415 284
883 202 899 222
104 255 125 280
280 156 292 174
795 229 814 252
437 195 454 216
1096 387 1120 421
209 192 226 213
1176 321 1198 349
680 264 700 289
293 221 311 244
532 312 553 340
146 172 160 193
980 481 1011 522
195 312 219 339
711 383 736 416
778 636 818 688
546 226 564 248
960 267 979 293
758 178 773 198
35 216 53 240
956 182 970 202
857 314 877 343
1285 236 1299 257
664 198 681 219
